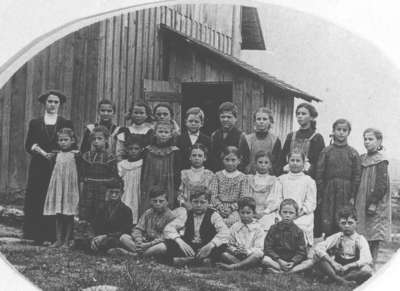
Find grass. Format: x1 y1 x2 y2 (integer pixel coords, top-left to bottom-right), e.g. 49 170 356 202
0 244 352 291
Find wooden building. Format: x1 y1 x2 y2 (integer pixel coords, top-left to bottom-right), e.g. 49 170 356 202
0 4 319 193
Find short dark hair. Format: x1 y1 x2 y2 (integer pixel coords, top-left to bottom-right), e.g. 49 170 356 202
104 177 124 190
154 103 174 118
126 101 153 122
332 118 352 132
125 134 145 148
337 207 357 221
254 150 272 162
218 102 238 118
90 125 110 141
279 198 299 215
189 186 211 202
149 186 168 200
98 99 116 112
221 146 241 159
190 143 208 158
238 197 256 212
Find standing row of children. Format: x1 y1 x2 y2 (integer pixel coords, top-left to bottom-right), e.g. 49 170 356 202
42 97 390 286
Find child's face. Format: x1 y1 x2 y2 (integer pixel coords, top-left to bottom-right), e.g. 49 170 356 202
288 153 304 173
155 106 171 121
364 132 380 153
131 106 148 125
150 195 168 212
190 148 206 168
105 188 122 201
296 107 312 128
255 156 271 175
223 153 240 172
127 143 142 160
254 112 271 132
219 111 237 131
280 204 297 222
58 133 73 151
239 206 254 224
99 104 114 122
92 132 106 150
45 95 60 114
338 217 357 236
155 124 172 143
191 195 209 215
185 114 202 134
333 123 350 142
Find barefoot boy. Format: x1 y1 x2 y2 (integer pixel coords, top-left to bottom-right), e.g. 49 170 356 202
217 197 264 270
314 207 373 286
163 186 229 266
261 199 309 273
119 186 176 257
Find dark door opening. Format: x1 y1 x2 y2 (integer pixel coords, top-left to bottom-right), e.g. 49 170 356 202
181 82 232 136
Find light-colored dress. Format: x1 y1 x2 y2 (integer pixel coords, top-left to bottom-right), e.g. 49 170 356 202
210 170 248 227
178 167 215 207
118 159 143 224
247 173 280 231
355 152 391 242
271 172 317 245
43 151 79 216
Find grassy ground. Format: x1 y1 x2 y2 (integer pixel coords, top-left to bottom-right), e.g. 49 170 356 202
0 243 352 291
0 193 399 290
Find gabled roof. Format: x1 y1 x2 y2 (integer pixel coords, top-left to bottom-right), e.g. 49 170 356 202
241 6 266 50
160 24 321 102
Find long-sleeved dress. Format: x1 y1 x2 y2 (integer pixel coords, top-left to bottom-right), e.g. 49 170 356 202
210 170 248 227
24 116 73 242
316 142 361 236
141 142 182 214
246 173 280 231
245 132 282 175
355 152 391 242
272 172 317 245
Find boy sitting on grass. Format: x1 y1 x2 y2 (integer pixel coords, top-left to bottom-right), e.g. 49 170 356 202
314 207 373 286
217 196 265 270
119 186 176 257
75 178 133 254
261 199 310 273
162 186 229 266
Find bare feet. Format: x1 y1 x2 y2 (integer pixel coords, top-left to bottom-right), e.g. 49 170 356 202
216 263 235 270
172 257 196 267
50 241 63 248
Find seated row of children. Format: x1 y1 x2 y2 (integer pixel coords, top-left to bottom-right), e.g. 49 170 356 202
82 179 372 287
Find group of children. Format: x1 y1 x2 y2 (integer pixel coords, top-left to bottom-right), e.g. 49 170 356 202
39 98 390 286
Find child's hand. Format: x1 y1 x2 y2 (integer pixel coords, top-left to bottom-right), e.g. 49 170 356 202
254 213 264 220
332 262 344 273
234 247 248 257
175 238 195 257
136 242 152 253
341 264 352 273
349 198 355 206
196 242 215 260
278 259 291 271
90 234 107 251
367 204 377 216
298 209 305 217
286 262 294 270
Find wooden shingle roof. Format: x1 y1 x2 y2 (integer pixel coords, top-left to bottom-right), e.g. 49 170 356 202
160 24 321 102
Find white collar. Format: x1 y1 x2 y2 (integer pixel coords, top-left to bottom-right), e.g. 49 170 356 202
255 172 270 178
222 170 241 178
188 131 200 137
191 166 204 173
44 112 58 125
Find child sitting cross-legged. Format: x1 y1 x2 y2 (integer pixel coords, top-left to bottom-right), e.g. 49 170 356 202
261 199 310 273
162 186 229 266
217 197 265 270
313 207 373 286
119 186 176 257
74 177 132 254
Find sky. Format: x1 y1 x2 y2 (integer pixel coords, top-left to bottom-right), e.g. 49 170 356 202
241 2 400 159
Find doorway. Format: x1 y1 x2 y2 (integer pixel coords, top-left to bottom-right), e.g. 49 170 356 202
181 82 233 135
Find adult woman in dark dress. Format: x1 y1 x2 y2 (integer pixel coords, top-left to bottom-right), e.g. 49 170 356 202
24 90 74 244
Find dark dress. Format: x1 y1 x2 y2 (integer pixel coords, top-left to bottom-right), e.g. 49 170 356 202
176 130 212 170
24 116 73 242
316 142 362 236
281 127 325 236
141 141 182 215
210 127 250 172
80 122 120 155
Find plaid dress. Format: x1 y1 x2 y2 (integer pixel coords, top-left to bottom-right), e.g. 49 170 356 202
79 150 118 222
